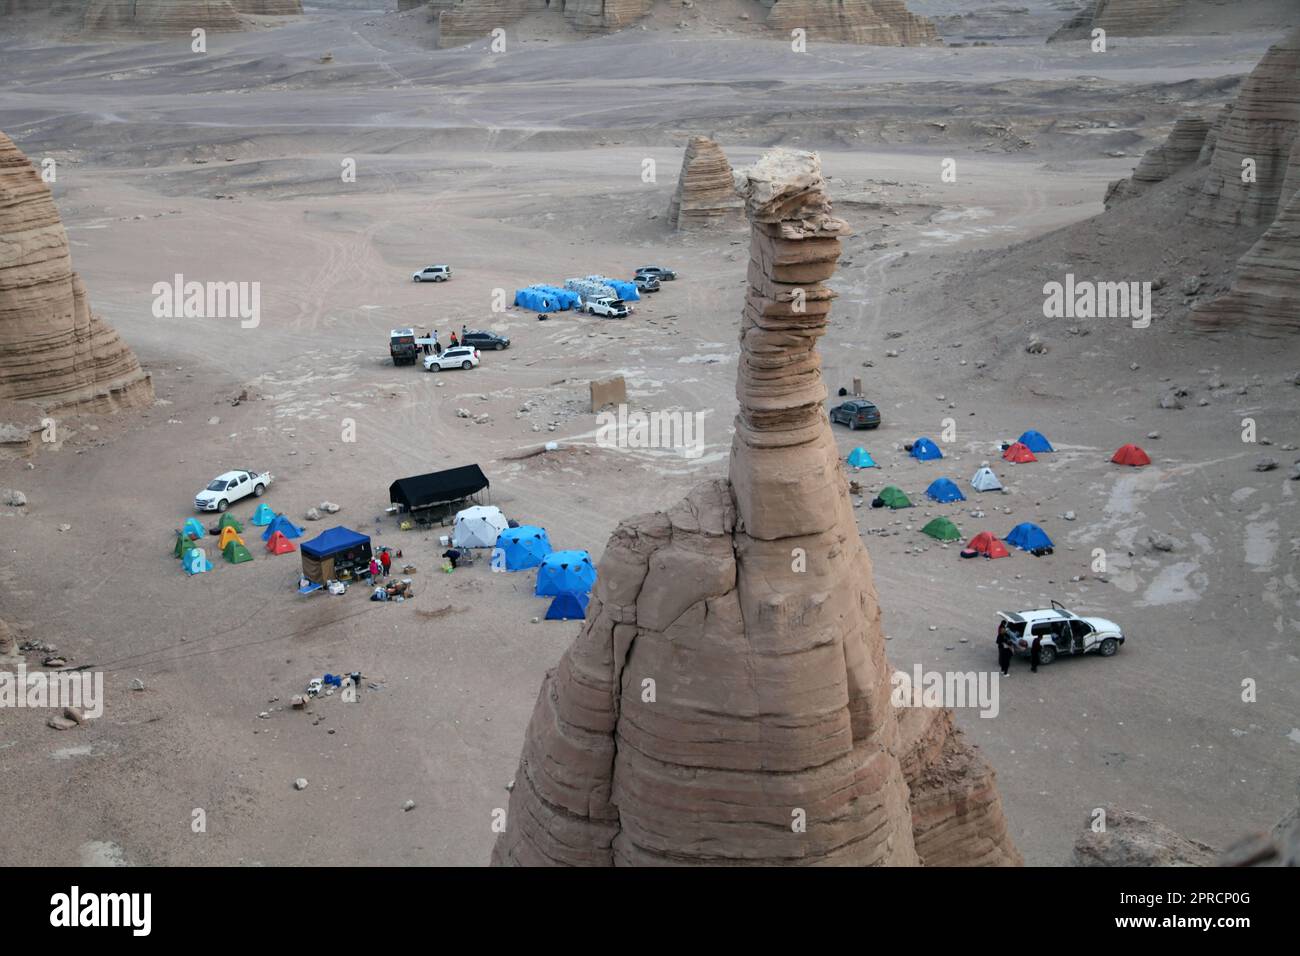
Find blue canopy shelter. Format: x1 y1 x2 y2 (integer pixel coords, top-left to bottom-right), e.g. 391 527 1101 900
545 591 590 621
847 447 877 468
299 526 373 584
494 525 553 571
1017 430 1054 453
1004 522 1054 553
910 437 943 461
535 550 597 596
925 477 966 503
262 514 305 541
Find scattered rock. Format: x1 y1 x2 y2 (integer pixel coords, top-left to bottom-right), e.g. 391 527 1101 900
403 800 417 812
304 508 322 521
319 501 340 513
1146 532 1177 553
1254 457 1279 472
46 716 78 731
294 778 309 791
456 408 471 419
1 489 27 507
1025 336 1047 354
129 678 145 692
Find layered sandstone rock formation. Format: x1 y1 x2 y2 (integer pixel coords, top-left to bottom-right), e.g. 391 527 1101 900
491 149 1020 867
0 132 153 413
1049 0 1187 42
1190 28 1300 229
1193 186 1300 335
1104 115 1210 207
83 0 245 34
761 0 939 45
232 0 302 14
435 0 528 46
668 136 744 231
564 0 652 33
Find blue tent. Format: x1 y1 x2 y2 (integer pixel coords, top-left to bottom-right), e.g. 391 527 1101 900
494 525 553 571
847 447 877 468
532 285 580 309
181 517 207 541
594 277 640 302
262 514 305 541
535 550 597 596
925 477 966 503
1017 430 1054 453
250 503 277 526
910 437 943 461
1005 522 1054 553
545 591 590 621
300 525 371 559
182 547 212 575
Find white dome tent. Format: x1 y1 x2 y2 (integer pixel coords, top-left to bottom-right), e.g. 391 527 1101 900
452 505 509 549
970 465 1004 492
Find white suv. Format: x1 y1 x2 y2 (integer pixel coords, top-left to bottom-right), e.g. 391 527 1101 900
412 265 452 282
424 346 480 371
997 601 1125 665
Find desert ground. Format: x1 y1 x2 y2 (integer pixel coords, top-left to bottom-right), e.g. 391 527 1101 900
1 1 1298 866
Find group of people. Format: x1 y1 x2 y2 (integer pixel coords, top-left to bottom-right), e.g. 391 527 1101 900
996 620 1044 675
367 548 393 581
427 324 470 356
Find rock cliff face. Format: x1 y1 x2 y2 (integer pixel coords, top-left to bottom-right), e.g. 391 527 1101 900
761 0 939 45
1049 0 1187 42
668 136 744 231
491 149 1020 867
563 0 652 33
1193 184 1300 336
0 132 153 413
1104 115 1210 207
1190 27 1300 228
232 0 302 14
82 0 245 34
435 0 529 47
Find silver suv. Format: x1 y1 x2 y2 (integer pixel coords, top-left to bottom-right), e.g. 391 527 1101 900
997 601 1125 665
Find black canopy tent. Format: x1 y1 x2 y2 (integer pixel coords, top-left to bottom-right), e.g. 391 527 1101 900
389 464 489 519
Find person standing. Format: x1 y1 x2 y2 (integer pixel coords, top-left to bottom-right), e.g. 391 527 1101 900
997 628 1013 677
380 548 392 578
1030 635 1042 674
449 331 459 348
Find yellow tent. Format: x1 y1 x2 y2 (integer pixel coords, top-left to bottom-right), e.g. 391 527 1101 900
217 526 245 550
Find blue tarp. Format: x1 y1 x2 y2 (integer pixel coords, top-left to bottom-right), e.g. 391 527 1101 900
494 525 553 571
514 286 580 312
262 514 305 542
847 447 877 468
300 526 371 559
925 477 966 503
1004 522 1054 552
1017 430 1054 453
545 591 590 620
591 277 640 302
910 437 943 461
535 550 597 596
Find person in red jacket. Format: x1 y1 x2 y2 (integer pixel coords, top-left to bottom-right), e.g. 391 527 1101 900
379 549 391 577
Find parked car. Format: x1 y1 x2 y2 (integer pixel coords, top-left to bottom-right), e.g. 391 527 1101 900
424 346 480 371
635 266 676 281
829 400 881 430
633 274 660 293
997 602 1126 665
195 469 272 513
412 265 452 282
584 297 629 318
461 330 510 351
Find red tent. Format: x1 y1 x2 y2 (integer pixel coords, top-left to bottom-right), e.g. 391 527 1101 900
966 531 1010 559
1002 442 1037 463
1111 443 1151 467
266 530 297 554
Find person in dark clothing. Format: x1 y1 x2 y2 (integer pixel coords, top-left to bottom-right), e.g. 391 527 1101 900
1030 635 1042 673
442 548 461 569
996 627 1013 677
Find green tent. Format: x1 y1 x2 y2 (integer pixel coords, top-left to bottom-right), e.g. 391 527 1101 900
173 531 189 558
222 540 254 564
921 516 961 541
218 513 244 533
879 486 912 509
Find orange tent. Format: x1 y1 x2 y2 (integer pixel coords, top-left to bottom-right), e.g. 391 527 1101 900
217 526 245 550
266 530 296 555
966 531 1010 559
1002 442 1037 463
1111 443 1151 467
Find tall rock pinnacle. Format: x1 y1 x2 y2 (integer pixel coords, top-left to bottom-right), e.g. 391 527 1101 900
491 149 1021 867
0 131 154 413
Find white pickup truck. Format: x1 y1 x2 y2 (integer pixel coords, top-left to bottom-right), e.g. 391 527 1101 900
194 469 273 513
584 296 629 319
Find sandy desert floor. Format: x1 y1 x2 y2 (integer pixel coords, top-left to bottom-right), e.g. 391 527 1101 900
1 2 1298 866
